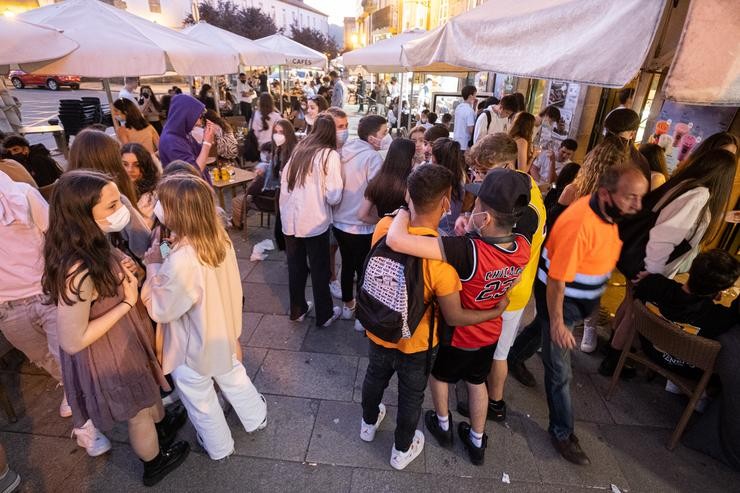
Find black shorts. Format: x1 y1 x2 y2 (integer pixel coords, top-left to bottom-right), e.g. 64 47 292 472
431 343 497 385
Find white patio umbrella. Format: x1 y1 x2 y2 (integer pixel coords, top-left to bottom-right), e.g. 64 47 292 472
401 0 667 88
254 34 327 69
0 16 79 132
181 22 283 67
343 29 470 73
19 0 239 77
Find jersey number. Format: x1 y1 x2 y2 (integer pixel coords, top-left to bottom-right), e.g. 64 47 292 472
475 279 515 302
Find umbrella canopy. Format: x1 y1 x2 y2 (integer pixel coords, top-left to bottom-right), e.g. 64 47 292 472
181 22 283 67
0 16 79 74
663 0 740 106
401 0 666 87
254 34 327 69
19 0 238 77
344 29 471 73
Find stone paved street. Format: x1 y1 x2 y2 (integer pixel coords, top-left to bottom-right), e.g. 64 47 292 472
2 213 739 493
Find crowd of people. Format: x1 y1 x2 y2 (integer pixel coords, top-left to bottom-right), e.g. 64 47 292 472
0 78 738 489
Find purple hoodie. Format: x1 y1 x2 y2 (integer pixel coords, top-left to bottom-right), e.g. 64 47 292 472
159 94 205 168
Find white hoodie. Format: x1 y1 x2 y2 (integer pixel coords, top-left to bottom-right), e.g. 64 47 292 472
333 138 383 235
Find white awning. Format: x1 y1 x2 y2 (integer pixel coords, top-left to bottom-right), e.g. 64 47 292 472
0 16 78 73
401 0 666 87
254 34 327 69
181 22 283 68
663 0 740 106
18 0 238 76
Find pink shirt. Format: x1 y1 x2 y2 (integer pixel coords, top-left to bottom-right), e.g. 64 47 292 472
0 183 48 302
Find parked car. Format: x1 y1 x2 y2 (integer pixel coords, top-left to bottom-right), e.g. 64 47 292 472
8 70 80 91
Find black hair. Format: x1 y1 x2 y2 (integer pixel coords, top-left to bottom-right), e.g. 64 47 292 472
499 94 519 114
618 87 635 105
120 142 159 197
441 114 452 123
431 138 465 201
407 164 453 214
424 124 449 142
513 92 526 112
561 138 578 151
1 134 30 149
540 105 561 122
687 249 740 296
461 85 477 100
421 109 430 115
604 108 640 134
357 115 387 141
366 138 415 216
638 143 668 178
427 112 438 124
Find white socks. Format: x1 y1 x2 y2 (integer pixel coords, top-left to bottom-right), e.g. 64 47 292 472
436 413 449 431
469 429 484 448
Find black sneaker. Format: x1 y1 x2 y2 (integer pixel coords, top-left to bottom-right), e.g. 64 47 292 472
456 400 506 422
156 403 188 449
457 421 487 466
598 347 637 379
142 440 190 487
509 361 537 387
423 410 453 448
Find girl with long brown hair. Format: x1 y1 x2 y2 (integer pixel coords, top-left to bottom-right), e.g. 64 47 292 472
279 114 343 327
142 174 267 461
251 93 281 146
42 170 189 487
112 97 160 154
68 129 151 259
508 112 535 172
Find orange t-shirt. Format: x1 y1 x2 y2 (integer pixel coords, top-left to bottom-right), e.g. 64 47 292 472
366 217 462 354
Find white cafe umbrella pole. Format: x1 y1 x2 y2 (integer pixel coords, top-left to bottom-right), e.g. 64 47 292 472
407 72 415 131
102 78 118 133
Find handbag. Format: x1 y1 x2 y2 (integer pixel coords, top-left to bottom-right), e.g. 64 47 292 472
242 112 260 163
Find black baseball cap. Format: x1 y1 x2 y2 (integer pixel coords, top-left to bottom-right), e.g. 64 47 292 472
464 168 531 213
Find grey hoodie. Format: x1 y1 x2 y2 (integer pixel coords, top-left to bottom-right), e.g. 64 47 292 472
333 138 383 235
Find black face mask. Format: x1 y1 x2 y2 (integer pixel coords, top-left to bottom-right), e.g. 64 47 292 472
604 192 631 223
9 152 28 164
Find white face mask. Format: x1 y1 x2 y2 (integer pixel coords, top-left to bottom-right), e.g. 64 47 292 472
305 114 316 126
191 126 205 143
97 204 131 233
380 133 392 151
273 133 286 146
465 211 489 236
153 200 165 226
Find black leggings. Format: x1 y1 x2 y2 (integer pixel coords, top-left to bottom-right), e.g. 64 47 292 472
332 227 373 303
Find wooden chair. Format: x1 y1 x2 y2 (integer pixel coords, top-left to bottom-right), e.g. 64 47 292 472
606 300 721 450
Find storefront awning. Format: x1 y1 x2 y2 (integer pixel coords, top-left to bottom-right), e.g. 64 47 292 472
401 0 666 88
663 0 740 106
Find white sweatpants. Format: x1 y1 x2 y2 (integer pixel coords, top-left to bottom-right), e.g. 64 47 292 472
172 356 267 460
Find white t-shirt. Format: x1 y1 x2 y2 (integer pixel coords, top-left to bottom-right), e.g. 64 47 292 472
531 153 570 184
118 87 138 104
473 105 508 144
236 80 255 103
453 101 476 150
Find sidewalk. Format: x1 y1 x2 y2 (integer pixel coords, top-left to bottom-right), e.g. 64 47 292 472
2 106 739 492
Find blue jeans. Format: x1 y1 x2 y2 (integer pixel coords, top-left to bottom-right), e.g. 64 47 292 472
530 281 595 441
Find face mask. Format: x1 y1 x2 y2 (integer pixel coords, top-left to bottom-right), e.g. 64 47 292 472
117 117 126 126
97 204 131 233
260 152 271 162
191 126 205 143
273 133 286 146
153 200 165 226
604 193 630 223
9 152 27 164
441 197 451 218
336 129 349 147
380 133 392 151
305 114 316 126
465 211 489 236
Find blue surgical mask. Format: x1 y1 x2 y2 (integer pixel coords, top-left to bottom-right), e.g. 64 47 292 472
336 129 349 147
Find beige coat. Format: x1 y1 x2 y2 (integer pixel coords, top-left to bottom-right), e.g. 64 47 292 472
142 240 242 376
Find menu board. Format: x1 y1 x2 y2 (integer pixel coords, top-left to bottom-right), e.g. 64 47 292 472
546 80 581 139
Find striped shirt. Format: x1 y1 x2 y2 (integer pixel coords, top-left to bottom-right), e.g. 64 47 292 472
537 194 622 300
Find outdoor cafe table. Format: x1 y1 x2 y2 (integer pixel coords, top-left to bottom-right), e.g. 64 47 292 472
212 167 255 209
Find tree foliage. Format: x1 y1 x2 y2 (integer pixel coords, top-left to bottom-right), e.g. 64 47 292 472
289 23 339 57
184 1 278 40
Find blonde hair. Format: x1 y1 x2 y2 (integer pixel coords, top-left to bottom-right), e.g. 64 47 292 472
573 134 630 197
157 174 230 267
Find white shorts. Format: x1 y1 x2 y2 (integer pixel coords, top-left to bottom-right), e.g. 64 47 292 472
494 308 525 360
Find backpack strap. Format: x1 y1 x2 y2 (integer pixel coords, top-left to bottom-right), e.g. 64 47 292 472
425 300 437 376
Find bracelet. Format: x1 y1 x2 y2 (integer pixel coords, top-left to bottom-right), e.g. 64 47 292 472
122 300 134 309
202 141 212 147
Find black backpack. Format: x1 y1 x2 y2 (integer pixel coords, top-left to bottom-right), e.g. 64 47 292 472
356 235 434 344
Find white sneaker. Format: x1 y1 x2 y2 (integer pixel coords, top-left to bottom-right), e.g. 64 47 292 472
329 280 342 299
341 303 356 320
59 394 72 418
360 403 386 442
354 319 366 332
293 301 314 322
580 324 598 353
322 306 342 327
390 430 425 470
72 419 112 457
161 388 180 406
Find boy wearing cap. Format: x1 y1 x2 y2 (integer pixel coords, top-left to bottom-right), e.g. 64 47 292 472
386 168 531 465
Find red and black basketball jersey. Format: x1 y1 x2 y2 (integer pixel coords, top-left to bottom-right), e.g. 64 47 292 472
441 234 531 349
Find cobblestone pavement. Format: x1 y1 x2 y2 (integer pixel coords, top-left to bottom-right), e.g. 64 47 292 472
2 101 739 492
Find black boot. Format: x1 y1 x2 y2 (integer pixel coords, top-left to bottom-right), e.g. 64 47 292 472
156 404 188 449
142 441 190 487
598 346 636 379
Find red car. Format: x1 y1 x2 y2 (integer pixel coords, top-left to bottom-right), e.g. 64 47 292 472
9 70 80 91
